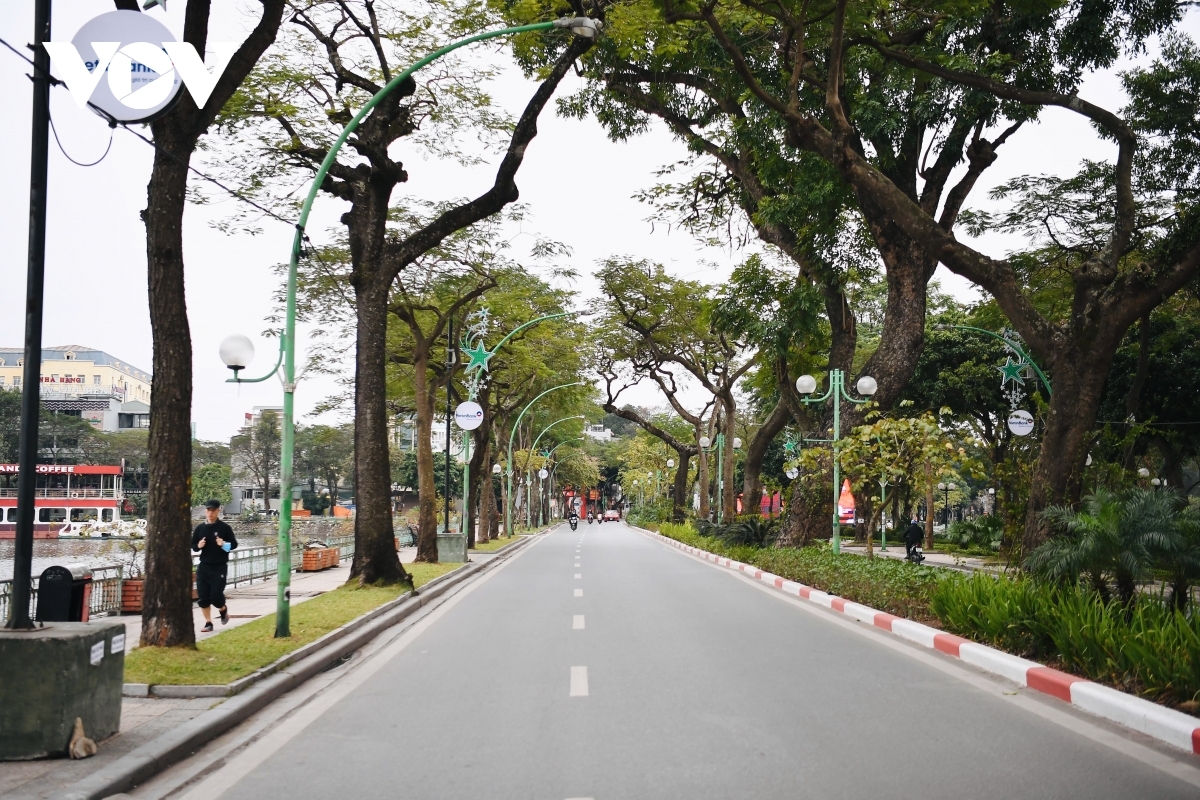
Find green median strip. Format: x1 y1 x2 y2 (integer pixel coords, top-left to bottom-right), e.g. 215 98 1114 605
125 562 460 686
471 534 527 552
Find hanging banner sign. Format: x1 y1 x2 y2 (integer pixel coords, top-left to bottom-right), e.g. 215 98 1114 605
46 11 235 123
453 401 484 431
1008 410 1035 437
538 468 549 480
837 479 856 524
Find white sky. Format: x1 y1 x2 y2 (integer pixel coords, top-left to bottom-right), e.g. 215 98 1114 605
1 2 1195 441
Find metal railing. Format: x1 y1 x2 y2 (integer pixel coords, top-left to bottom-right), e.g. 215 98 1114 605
0 488 119 499
0 534 362 621
193 534 356 590
0 563 124 622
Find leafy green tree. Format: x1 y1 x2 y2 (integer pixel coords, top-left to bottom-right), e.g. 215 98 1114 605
192 440 232 469
140 0 286 650
0 389 19 463
191 464 233 508
231 410 281 511
295 424 354 510
210 0 594 582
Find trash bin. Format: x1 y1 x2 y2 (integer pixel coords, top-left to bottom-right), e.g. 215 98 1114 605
35 565 93 623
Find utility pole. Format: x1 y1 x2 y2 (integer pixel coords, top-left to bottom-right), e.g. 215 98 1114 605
6 0 52 630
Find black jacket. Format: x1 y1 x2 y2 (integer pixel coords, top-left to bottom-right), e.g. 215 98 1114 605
192 520 238 565
904 522 924 546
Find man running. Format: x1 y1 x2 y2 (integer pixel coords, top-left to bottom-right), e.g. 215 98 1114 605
192 499 237 632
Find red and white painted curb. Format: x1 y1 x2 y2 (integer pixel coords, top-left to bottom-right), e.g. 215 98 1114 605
644 529 1200 756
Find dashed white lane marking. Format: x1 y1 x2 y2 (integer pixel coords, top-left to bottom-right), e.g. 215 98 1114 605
574 588 582 597
573 615 585 630
574 573 582 579
575 562 580 567
570 666 589 696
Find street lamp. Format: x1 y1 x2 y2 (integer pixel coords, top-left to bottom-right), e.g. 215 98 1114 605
218 16 601 638
794 369 877 553
524 415 585 526
698 433 742 523
506 382 584 537
938 482 957 526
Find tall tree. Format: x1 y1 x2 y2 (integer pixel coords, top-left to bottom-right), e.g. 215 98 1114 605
139 0 286 648
211 1 594 582
636 0 1197 550
231 409 282 511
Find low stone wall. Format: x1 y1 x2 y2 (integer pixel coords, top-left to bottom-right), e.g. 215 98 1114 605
224 517 355 541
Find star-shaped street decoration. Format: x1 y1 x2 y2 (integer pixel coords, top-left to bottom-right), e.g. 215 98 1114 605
783 439 797 454
462 341 493 374
997 357 1027 387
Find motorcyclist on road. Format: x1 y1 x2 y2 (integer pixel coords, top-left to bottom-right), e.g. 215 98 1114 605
904 518 924 559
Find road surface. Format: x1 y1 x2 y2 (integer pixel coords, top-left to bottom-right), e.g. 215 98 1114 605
140 521 1200 799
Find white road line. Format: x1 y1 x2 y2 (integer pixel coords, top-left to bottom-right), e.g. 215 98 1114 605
574 588 582 597
574 573 581 579
575 562 580 567
570 666 589 696
573 615 585 630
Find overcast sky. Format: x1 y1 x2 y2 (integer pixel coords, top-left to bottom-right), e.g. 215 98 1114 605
1 2 1195 442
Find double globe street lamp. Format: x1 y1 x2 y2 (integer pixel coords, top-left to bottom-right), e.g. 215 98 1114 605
698 434 741 523
793 369 877 553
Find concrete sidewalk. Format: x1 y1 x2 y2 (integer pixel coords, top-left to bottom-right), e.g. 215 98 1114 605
839 542 996 572
114 547 418 648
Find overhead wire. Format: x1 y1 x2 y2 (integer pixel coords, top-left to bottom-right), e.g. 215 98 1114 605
0 33 324 249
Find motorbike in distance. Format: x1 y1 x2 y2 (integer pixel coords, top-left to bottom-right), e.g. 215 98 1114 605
567 513 579 531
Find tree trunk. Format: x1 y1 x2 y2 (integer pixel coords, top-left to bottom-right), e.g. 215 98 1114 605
412 348 439 562
672 448 691 522
697 432 711 521
478 436 494 544
140 146 195 648
350 285 410 582
1022 350 1116 552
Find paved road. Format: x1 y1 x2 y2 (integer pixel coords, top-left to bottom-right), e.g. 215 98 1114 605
152 522 1200 799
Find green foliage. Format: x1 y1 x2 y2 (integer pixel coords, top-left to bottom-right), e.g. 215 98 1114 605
942 516 1005 553
393 451 463 500
659 522 949 620
933 575 1200 706
191 464 232 508
1027 487 1178 604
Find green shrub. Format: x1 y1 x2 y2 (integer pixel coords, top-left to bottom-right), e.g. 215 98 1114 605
942 516 1003 552
933 574 1200 705
658 522 950 620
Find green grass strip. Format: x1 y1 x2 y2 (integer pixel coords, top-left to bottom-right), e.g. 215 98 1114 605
125 562 460 686
471 534 526 552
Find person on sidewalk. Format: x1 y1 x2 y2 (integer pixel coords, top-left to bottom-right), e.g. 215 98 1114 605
192 499 238 633
903 518 924 558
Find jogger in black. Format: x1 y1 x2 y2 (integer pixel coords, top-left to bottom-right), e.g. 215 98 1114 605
192 499 237 632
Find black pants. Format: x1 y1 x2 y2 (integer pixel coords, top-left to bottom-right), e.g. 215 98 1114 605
905 539 921 557
196 562 228 609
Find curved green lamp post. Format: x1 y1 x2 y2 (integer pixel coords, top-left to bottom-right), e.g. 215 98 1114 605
219 17 601 638
934 324 1052 396
506 383 584 536
523 415 585 526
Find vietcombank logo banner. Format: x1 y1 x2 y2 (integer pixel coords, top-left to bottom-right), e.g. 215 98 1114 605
44 10 234 123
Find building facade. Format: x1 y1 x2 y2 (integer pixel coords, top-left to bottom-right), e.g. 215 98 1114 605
0 346 152 432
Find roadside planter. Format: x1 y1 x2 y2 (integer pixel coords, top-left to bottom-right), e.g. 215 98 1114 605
301 546 340 572
121 579 144 613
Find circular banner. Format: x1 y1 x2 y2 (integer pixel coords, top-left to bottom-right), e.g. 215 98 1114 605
70 11 182 122
538 468 549 480
1008 410 1035 437
453 401 484 431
